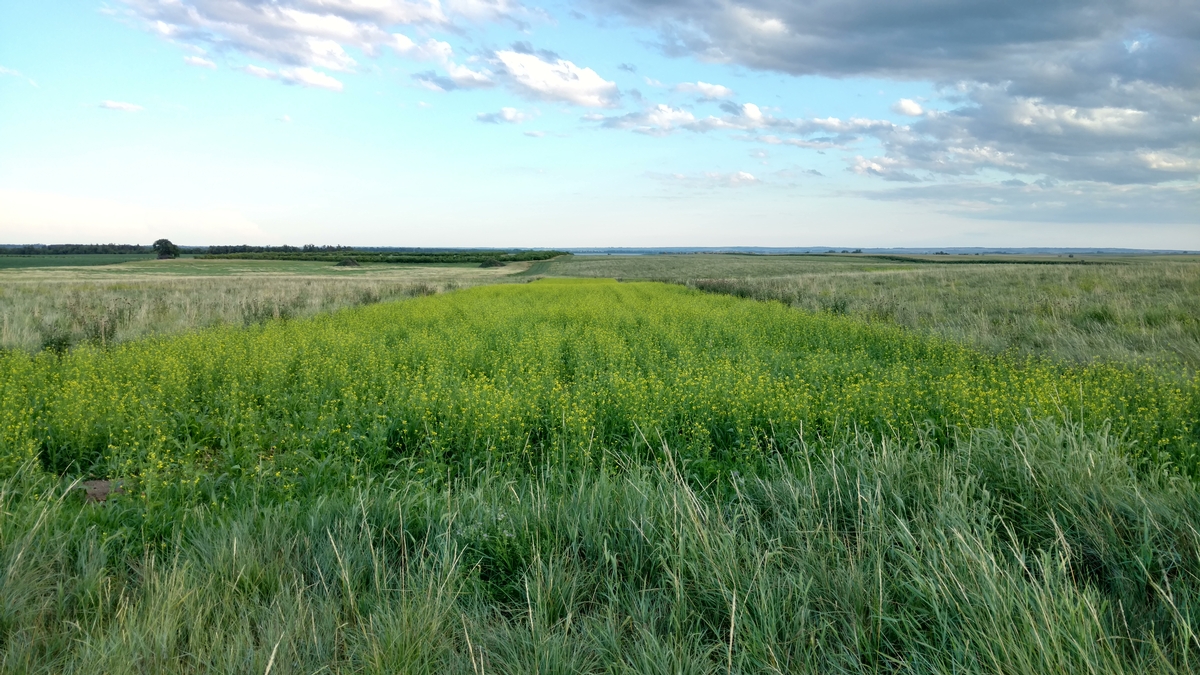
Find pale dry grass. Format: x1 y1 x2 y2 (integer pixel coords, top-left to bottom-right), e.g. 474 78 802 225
686 261 1200 367
0 260 527 351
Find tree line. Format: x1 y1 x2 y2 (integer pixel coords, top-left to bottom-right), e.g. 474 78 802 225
0 243 567 264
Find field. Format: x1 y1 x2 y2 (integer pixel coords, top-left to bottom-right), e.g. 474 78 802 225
0 258 528 352
529 254 1200 367
2 258 1200 673
0 254 157 269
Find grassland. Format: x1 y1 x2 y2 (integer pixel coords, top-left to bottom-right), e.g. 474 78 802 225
0 254 157 269
0 258 528 352
529 254 1200 367
2 278 1199 673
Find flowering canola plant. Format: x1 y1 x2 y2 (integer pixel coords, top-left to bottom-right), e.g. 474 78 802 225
0 279 1196 492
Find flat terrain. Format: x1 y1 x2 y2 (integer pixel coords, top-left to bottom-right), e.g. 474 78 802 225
0 253 157 269
531 254 1200 367
0 258 531 351
2 256 1199 673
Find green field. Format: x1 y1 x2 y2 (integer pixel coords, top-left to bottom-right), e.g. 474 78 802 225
0 254 157 269
3 272 1200 673
529 255 1200 367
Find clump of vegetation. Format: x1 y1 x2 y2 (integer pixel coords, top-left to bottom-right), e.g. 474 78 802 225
335 258 360 267
479 258 506 268
152 239 180 260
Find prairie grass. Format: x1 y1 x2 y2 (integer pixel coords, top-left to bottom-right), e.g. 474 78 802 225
2 422 1198 673
0 259 524 351
531 254 1200 366
2 275 1198 672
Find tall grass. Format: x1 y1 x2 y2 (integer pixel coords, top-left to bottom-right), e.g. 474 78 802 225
684 263 1200 367
3 278 1198 672
2 422 1198 673
0 277 465 352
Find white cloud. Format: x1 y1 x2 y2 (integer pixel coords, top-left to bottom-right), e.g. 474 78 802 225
184 55 217 69
477 107 531 123
280 67 344 91
601 104 696 136
655 170 761 188
674 81 733 99
0 66 37 86
124 0 520 94
523 130 546 137
394 35 492 90
891 98 923 116
99 100 144 112
391 35 455 62
1139 152 1200 173
852 155 920 182
243 64 343 91
245 64 277 79
496 51 618 108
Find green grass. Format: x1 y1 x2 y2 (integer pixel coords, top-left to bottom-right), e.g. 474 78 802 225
2 277 1199 672
4 424 1199 673
531 255 1200 367
0 254 156 269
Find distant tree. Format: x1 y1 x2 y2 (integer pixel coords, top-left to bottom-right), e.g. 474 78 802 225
152 239 180 259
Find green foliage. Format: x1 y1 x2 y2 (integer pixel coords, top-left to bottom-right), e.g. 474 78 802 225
2 422 1199 673
1 280 1196 489
3 277 1200 672
0 254 155 269
0 244 153 255
152 239 180 260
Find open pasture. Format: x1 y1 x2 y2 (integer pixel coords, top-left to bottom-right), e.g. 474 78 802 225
2 278 1200 673
0 258 528 352
533 254 1200 367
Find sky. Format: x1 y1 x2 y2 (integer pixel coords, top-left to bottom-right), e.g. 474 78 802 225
0 0 1197 248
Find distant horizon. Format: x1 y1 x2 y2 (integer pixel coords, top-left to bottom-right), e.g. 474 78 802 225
3 243 1197 255
2 0 1197 248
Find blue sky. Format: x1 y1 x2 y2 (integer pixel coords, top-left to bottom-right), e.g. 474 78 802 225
0 0 1196 247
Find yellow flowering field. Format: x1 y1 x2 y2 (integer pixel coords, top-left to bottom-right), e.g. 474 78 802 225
1 279 1196 492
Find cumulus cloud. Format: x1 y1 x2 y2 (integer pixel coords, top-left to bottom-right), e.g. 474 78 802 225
586 0 1200 191
124 0 514 93
477 107 532 123
495 50 619 107
99 100 143 111
891 98 923 116
674 81 733 99
596 100 899 145
864 181 1200 224
600 104 696 135
184 55 217 69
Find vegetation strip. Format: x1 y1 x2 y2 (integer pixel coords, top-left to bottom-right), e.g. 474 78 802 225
3 278 1199 672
